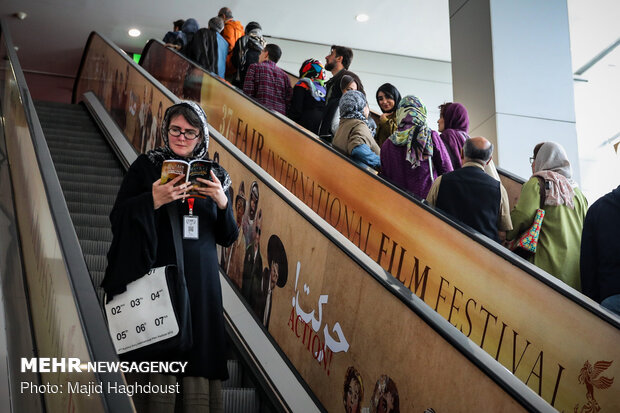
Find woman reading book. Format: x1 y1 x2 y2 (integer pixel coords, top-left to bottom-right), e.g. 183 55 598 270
102 101 239 412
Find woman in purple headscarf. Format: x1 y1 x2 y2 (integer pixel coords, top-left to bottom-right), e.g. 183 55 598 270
380 95 453 199
437 102 469 169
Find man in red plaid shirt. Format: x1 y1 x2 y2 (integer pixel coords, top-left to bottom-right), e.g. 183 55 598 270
243 44 292 115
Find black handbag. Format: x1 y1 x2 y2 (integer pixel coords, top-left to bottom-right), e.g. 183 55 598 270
105 202 192 358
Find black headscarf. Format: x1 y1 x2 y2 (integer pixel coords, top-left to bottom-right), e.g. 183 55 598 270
376 83 402 114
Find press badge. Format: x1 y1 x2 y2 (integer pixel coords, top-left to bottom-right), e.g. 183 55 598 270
184 198 199 239
183 215 199 239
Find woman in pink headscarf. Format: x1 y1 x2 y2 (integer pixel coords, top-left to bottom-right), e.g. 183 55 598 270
437 102 469 169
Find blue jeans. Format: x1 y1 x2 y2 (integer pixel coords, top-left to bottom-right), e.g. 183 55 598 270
601 294 620 316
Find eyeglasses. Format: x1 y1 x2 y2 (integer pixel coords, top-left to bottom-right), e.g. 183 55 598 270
168 126 200 140
529 156 535 165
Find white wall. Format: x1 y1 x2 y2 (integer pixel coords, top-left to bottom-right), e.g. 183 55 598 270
265 36 453 124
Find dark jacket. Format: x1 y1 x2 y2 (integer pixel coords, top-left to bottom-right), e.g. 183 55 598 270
186 28 219 73
580 185 620 302
175 18 199 56
103 155 239 379
288 84 326 134
435 165 501 242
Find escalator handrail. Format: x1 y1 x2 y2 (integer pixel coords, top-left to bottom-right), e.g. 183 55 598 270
139 38 619 328
73 33 180 105
0 19 133 412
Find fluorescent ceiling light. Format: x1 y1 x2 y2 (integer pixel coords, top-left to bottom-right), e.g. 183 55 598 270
356 14 369 23
128 28 141 37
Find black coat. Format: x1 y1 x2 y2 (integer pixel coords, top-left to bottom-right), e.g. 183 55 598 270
580 185 620 302
103 155 239 379
187 28 219 74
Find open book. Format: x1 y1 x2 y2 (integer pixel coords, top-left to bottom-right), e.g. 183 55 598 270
161 159 213 199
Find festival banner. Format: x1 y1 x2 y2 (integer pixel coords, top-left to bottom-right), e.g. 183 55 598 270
209 137 536 412
76 34 619 411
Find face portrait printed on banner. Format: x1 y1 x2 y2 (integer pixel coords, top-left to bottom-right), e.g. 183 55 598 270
155 101 164 148
225 181 247 289
242 206 263 311
343 366 364 413
126 85 140 148
371 375 400 413
257 235 288 328
242 181 260 246
140 87 155 152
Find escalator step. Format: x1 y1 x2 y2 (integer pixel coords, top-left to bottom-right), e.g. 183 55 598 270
84 254 107 274
47 140 110 152
87 269 106 306
38 119 97 130
55 163 123 178
49 147 120 162
79 239 111 257
52 154 121 169
222 388 259 413
44 128 105 137
61 181 120 197
63 190 117 206
75 225 112 243
58 171 123 187
67 201 112 216
70 213 111 228
47 139 110 152
223 360 242 388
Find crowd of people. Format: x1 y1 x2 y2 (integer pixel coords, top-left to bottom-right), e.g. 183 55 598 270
160 7 619 318
99 8 619 412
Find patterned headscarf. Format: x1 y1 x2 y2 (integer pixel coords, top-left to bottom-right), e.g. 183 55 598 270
533 141 576 208
339 90 367 122
295 59 326 101
147 100 230 191
389 95 434 168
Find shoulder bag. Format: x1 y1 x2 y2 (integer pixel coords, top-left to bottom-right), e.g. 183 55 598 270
104 202 192 358
506 176 546 259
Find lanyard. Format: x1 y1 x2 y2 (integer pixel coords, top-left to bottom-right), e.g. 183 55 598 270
187 198 194 216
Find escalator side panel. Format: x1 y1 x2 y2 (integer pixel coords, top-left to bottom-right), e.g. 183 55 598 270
137 40 620 410
210 137 539 412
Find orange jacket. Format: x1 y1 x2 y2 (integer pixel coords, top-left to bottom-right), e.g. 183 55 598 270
221 20 244 76
221 20 244 54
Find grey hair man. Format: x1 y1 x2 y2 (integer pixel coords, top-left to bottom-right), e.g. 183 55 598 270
426 136 512 242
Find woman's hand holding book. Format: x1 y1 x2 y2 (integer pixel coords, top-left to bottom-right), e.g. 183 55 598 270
152 174 189 209
194 171 228 210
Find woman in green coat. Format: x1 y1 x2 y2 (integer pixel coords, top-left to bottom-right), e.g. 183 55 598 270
507 142 587 290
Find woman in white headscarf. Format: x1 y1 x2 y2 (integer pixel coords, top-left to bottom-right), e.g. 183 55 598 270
103 101 238 412
506 142 587 290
